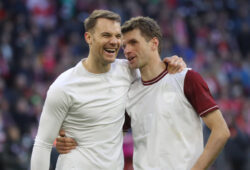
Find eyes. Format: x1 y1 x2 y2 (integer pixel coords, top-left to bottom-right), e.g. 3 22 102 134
101 32 122 39
122 39 138 49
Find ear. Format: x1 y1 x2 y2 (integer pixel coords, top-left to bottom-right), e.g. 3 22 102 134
84 32 92 45
150 37 159 52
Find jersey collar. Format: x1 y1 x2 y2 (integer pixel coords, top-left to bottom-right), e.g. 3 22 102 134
142 68 168 86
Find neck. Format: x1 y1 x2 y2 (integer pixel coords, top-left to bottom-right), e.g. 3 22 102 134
83 55 111 74
140 56 166 81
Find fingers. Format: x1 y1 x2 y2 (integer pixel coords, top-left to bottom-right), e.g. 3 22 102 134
55 136 78 154
162 55 178 64
56 137 78 146
59 129 66 137
162 57 170 63
178 58 187 72
56 145 76 154
174 57 185 73
169 61 180 74
57 150 71 154
163 55 187 74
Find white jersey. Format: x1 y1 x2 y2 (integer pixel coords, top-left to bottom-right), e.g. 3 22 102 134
31 59 138 170
126 68 218 170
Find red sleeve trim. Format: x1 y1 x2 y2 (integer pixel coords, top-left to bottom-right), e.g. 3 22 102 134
184 70 218 117
199 105 219 117
142 68 168 86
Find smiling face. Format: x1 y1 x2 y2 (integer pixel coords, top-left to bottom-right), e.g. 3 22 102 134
122 29 152 69
85 18 122 65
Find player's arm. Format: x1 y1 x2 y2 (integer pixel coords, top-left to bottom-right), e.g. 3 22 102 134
56 112 132 153
184 70 230 170
163 55 186 73
191 109 230 170
31 86 69 170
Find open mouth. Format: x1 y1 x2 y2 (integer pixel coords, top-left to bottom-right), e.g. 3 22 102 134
128 56 135 61
104 48 116 54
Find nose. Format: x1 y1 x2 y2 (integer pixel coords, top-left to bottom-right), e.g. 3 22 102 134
109 36 120 45
123 45 131 57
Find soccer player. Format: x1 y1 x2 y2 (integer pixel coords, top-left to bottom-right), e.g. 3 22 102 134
56 16 230 170
30 10 185 170
122 17 230 170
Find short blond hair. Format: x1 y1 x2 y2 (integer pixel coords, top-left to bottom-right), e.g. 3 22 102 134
84 10 121 32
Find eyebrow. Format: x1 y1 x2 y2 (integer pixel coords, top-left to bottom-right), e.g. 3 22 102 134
101 32 111 35
101 31 121 34
128 39 138 43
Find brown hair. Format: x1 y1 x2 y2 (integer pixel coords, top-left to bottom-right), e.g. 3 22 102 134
84 10 121 32
121 16 162 54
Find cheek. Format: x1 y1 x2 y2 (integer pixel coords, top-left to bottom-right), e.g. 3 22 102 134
141 46 150 55
117 39 121 46
93 37 104 45
94 41 103 50
131 45 139 52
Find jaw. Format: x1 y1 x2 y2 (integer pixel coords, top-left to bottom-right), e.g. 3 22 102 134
127 55 139 69
104 50 117 61
128 60 139 69
129 64 137 69
103 46 120 63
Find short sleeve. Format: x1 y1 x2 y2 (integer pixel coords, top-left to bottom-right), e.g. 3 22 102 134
184 70 219 117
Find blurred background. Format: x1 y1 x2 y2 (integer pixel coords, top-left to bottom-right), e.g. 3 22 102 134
0 0 249 169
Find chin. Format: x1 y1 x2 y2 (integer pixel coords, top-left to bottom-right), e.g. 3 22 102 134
104 57 116 64
129 64 138 69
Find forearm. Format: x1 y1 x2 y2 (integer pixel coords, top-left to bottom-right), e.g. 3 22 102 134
30 120 62 170
192 125 230 169
31 139 52 170
192 109 230 170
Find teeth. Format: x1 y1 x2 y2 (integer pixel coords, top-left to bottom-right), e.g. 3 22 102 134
105 49 116 53
107 49 115 51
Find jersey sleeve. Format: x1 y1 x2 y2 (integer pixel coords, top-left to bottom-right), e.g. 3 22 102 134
184 70 219 117
30 85 70 170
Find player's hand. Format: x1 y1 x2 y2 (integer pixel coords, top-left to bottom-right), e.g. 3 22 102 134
163 55 186 74
55 129 78 154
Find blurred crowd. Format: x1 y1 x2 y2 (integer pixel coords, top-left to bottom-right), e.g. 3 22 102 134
0 0 249 169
